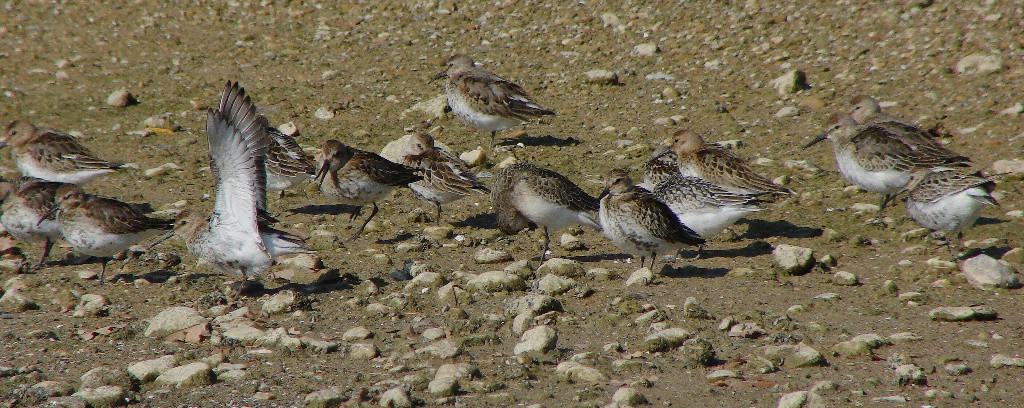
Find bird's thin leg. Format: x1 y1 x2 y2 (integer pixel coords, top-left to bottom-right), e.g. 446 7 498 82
278 190 286 199
349 206 363 222
435 202 443 225
639 256 646 269
540 226 549 262
687 244 705 261
99 258 108 285
490 131 497 149
349 202 379 242
878 194 893 214
33 238 53 270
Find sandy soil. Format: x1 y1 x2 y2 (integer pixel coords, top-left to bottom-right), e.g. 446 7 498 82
1 1 1023 407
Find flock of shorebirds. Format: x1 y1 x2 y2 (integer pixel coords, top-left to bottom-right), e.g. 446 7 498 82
0 54 1002 292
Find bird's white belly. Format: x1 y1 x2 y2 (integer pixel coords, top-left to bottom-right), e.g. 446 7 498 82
517 194 596 231
907 189 988 232
671 206 759 238
62 224 156 257
321 174 394 206
1 207 60 242
599 204 674 258
16 156 112 185
835 150 908 194
210 231 274 276
447 89 520 133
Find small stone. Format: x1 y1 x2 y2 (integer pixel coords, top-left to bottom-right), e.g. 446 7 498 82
144 307 207 338
764 343 826 368
222 326 266 344
349 343 379 359
314 107 335 120
894 364 926 386
770 70 809 96
304 387 344 408
924 389 954 399
423 226 454 240
943 362 972 376
417 339 461 359
405 271 444 292
992 159 1024 175
682 297 713 319
72 294 110 317
80 366 133 389
105 88 136 107
926 257 957 270
474 248 512 264
466 271 526 292
872 395 907 403
535 274 576 296
888 332 923 343
559 233 585 250
990 354 1024 368
831 271 859 286
999 102 1024 116
143 163 182 178
776 390 825 408
262 290 302 315
379 387 413 408
73 386 126 407
154 362 213 389
401 93 448 119
277 253 324 270
961 254 1020 290
832 340 872 358
728 323 766 339
459 148 485 167
633 42 659 56
851 334 889 349
644 328 692 352
707 370 741 381
773 244 815 275
28 380 74 398
514 325 557 355
775 106 799 118
505 294 562 316
537 258 585 278
141 113 176 129
554 361 607 382
583 69 618 85
127 355 178 382
954 54 1004 75
0 290 37 312
625 267 654 286
342 326 373 341
611 387 648 405
929 306 998 322
428 363 478 397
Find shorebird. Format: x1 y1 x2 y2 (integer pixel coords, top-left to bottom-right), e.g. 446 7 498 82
655 130 792 196
314 139 423 241
598 169 705 270
492 162 600 261
652 174 763 256
431 54 555 148
896 167 996 249
45 184 171 284
266 127 316 198
0 178 68 270
641 142 679 190
805 113 971 213
2 121 125 185
154 82 309 293
401 133 490 223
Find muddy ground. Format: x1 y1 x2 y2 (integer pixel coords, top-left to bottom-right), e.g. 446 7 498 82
1 1 1023 407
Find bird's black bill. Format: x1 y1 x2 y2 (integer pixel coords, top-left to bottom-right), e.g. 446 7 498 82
803 133 828 149
37 207 59 226
148 230 175 250
429 71 447 83
313 161 329 188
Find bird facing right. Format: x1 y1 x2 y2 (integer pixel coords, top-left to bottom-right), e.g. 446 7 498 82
897 167 997 243
401 133 490 223
432 54 555 148
492 162 600 261
598 169 705 270
314 139 423 241
2 121 125 185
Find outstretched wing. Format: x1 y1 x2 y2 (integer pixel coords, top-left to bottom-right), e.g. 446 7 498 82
207 81 270 246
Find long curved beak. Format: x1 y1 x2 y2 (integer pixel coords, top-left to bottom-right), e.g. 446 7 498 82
803 133 828 149
429 71 447 84
148 230 175 250
37 207 59 226
597 188 609 201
